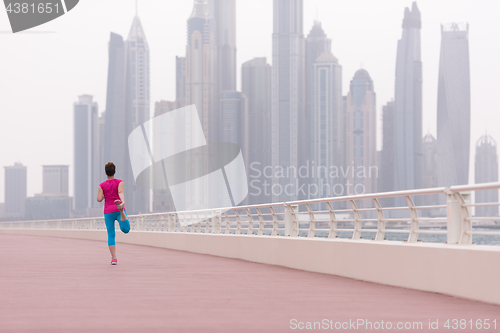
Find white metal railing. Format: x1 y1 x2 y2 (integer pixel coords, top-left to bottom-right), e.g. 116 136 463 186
1 182 499 245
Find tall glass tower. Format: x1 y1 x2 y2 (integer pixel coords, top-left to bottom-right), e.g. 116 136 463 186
208 0 237 93
186 0 218 142
104 13 150 215
272 0 305 202
242 57 272 205
436 23 470 187
345 69 377 196
74 95 99 216
311 52 342 199
394 2 422 191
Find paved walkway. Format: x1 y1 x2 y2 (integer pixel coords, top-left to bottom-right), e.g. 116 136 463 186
0 234 499 332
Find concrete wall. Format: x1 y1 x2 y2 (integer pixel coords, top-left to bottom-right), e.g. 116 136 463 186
2 228 499 305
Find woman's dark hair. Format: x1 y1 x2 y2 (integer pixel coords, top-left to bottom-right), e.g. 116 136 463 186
105 162 116 177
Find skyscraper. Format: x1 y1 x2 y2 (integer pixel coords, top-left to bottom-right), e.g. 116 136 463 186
220 91 247 149
241 57 272 204
345 69 377 195
311 52 342 198
220 91 248 202
394 2 422 192
272 0 305 202
4 163 27 218
475 134 499 217
127 14 151 214
185 0 218 143
98 111 105 175
437 23 471 187
379 100 395 194
421 133 440 216
305 21 332 192
104 32 127 186
306 21 331 144
74 95 99 216
208 0 237 93
104 13 151 215
422 133 438 190
176 56 186 107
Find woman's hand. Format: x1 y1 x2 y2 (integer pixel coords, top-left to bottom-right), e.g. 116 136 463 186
114 200 125 211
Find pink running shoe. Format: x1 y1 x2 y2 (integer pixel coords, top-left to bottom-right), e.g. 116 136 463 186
111 258 117 265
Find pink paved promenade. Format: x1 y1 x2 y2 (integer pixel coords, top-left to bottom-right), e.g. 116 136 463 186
0 234 499 332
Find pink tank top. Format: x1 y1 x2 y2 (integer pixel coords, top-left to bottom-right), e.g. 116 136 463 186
100 178 124 213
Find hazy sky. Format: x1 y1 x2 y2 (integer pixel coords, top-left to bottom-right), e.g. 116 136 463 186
0 0 499 202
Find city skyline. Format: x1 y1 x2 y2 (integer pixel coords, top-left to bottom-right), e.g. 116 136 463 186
0 0 498 202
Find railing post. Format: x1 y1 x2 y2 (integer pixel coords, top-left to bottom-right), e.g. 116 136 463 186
211 211 221 234
405 196 419 243
372 198 385 241
326 202 337 239
245 208 253 235
284 204 298 237
269 207 279 236
349 200 361 240
167 214 173 232
234 209 242 235
306 204 315 237
446 190 472 244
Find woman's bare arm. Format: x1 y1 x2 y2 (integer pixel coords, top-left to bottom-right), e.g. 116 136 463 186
97 186 104 202
117 181 125 210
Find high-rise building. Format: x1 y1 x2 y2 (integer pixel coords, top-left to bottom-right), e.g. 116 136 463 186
208 0 236 93
4 163 27 218
379 100 395 194
436 23 470 187
104 32 127 185
127 14 151 214
272 0 305 202
475 134 499 217
421 133 441 215
241 57 272 204
104 13 151 215
176 56 186 107
74 95 99 216
306 21 332 196
306 21 331 160
220 91 248 203
185 0 218 143
394 2 422 192
43 165 69 196
422 133 438 189
311 52 342 199
98 111 106 175
345 69 377 195
220 91 247 148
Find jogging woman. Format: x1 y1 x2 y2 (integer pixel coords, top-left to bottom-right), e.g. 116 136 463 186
96 162 130 265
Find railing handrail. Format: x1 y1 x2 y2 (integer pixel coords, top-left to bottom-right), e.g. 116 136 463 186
2 182 500 223
1 182 499 246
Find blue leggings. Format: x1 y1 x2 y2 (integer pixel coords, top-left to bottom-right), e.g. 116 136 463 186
104 211 130 246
